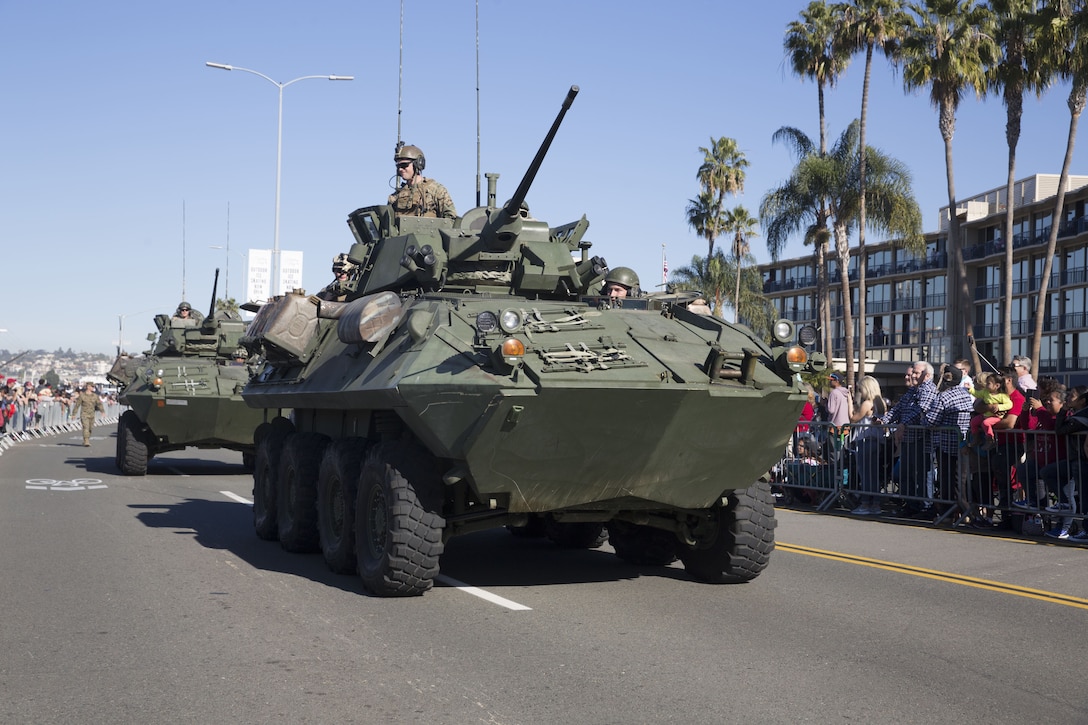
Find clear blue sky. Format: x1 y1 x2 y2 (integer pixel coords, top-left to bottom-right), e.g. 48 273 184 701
1 1 1083 355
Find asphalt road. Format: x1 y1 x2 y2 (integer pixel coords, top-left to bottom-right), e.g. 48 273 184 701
2 426 1087 724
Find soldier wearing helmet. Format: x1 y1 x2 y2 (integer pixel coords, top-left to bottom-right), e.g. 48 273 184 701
388 144 457 219
318 253 359 301
601 267 640 299
171 301 203 325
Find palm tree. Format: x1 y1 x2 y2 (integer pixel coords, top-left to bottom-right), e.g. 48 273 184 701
784 1 853 354
685 189 723 262
691 137 748 259
215 298 241 317
761 122 924 385
836 0 907 371
900 0 998 365
670 249 774 336
722 206 760 324
1027 0 1088 378
670 250 732 319
990 0 1048 364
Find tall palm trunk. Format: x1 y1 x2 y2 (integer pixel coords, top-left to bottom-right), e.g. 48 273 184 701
1030 83 1086 379
835 220 856 383
1002 64 1024 366
938 96 977 369
855 42 874 388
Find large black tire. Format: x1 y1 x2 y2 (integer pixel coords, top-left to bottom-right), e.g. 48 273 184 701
252 417 294 540
678 481 777 584
253 436 284 541
316 438 366 574
608 521 679 566
276 432 329 553
116 411 150 476
355 440 445 597
544 517 608 549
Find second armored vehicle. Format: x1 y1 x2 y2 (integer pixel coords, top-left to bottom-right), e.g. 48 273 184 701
240 87 822 596
108 275 267 475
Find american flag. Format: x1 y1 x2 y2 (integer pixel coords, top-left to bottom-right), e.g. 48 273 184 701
662 244 668 285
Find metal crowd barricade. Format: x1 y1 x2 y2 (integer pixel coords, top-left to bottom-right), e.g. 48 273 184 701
0 397 124 452
772 419 1088 538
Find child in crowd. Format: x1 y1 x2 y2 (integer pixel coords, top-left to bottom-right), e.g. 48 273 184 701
969 371 1013 450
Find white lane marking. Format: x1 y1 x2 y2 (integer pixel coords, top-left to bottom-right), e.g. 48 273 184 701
436 575 532 611
217 492 531 611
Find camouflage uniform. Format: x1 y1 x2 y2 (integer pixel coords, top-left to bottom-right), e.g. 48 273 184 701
74 387 103 446
388 178 457 219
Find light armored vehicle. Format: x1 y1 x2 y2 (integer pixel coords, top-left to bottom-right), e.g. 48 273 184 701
241 87 823 596
108 274 266 475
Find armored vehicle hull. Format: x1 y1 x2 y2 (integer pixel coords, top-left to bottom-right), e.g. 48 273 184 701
240 87 821 596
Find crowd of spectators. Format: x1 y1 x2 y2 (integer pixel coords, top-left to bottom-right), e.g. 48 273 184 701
781 355 1088 541
0 377 117 435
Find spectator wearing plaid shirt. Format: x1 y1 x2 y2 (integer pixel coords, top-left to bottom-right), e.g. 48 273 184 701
878 361 937 517
926 365 974 508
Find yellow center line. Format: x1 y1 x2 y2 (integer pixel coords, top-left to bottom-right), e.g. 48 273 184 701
777 542 1088 610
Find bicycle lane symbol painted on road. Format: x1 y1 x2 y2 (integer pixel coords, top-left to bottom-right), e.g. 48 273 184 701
25 478 108 491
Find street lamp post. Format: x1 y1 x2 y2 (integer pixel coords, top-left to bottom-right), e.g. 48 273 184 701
117 309 157 356
205 62 353 296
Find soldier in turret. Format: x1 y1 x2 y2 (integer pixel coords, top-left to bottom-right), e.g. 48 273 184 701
601 267 641 298
171 301 203 325
389 144 457 219
317 253 358 302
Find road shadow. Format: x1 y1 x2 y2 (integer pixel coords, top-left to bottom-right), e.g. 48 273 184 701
128 496 697 594
69 454 248 477
130 497 368 596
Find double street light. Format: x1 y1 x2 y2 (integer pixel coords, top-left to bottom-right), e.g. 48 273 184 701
205 62 353 297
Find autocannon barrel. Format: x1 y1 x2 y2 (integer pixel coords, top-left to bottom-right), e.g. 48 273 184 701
501 85 579 220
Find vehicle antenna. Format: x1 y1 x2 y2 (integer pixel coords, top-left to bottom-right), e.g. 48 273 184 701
396 0 404 155
475 0 481 207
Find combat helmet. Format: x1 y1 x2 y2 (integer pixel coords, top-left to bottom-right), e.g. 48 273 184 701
176 301 192 314
394 144 425 172
332 253 357 275
604 267 640 293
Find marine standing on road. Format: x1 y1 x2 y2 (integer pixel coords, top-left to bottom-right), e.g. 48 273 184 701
74 382 103 447
388 145 457 219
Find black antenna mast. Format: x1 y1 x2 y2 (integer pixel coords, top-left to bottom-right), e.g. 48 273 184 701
475 0 481 207
396 0 404 155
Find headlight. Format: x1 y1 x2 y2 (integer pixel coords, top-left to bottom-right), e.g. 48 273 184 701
772 318 795 344
500 308 523 332
476 311 498 333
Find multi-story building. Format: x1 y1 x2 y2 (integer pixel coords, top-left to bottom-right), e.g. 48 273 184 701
759 173 1088 391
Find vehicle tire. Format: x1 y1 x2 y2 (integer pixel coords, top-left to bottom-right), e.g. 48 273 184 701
253 432 287 541
608 521 678 566
678 481 777 584
276 432 329 553
355 440 445 597
115 416 126 470
544 516 608 549
317 438 366 574
116 410 150 476
242 451 256 472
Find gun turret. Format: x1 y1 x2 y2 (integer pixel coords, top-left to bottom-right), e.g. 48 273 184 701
481 85 579 250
